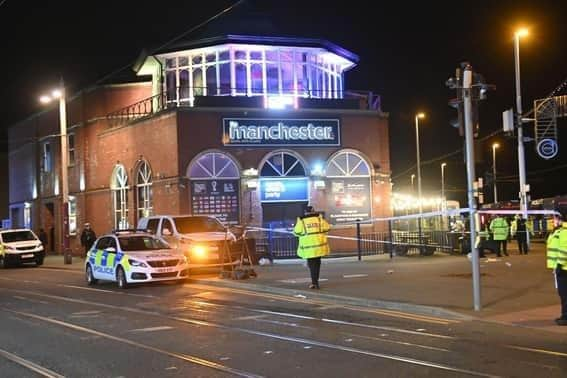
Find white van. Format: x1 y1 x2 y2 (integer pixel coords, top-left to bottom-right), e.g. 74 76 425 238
137 215 237 266
0 229 45 268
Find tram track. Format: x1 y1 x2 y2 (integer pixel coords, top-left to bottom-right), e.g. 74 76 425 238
0 347 66 378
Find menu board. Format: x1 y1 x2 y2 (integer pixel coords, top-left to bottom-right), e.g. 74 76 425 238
326 177 371 224
191 179 240 225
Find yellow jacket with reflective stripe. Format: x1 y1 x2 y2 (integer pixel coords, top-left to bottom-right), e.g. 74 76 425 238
293 214 330 259
489 217 509 240
546 224 567 271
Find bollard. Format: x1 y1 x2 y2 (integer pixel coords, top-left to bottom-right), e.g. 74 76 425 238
64 248 72 265
356 219 362 261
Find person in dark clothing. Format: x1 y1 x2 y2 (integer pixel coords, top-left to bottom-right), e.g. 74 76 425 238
38 228 48 251
514 215 529 254
80 223 97 257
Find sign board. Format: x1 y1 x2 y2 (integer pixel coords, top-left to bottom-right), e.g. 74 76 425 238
326 177 371 224
191 179 240 225
536 138 558 160
259 178 309 203
223 118 340 146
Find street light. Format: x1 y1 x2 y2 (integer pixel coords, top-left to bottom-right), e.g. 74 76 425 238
411 174 416 193
492 143 500 203
415 113 425 215
514 28 529 223
441 162 447 230
39 78 70 263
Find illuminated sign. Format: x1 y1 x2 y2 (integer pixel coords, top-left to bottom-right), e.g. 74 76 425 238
326 177 371 224
191 179 240 225
223 118 340 146
260 178 309 202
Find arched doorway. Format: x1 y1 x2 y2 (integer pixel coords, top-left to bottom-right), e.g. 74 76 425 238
259 150 309 228
135 159 153 223
325 149 372 225
187 151 240 225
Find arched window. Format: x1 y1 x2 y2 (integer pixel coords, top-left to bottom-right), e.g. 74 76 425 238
111 164 129 230
325 150 372 224
260 151 306 177
136 160 153 220
187 151 240 224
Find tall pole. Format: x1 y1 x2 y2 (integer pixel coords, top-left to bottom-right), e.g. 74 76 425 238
415 115 423 216
59 78 70 259
492 143 499 203
411 174 415 193
441 162 447 230
463 65 481 311
514 31 529 231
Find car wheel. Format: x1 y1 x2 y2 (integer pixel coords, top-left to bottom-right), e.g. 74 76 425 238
116 266 128 289
86 264 98 286
36 257 44 266
0 256 5 269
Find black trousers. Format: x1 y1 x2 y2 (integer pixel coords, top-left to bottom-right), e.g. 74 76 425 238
307 257 321 285
517 236 528 254
557 271 567 320
494 240 507 256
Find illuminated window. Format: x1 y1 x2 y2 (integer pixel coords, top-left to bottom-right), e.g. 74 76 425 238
188 151 240 179
260 151 306 177
68 133 75 166
43 142 52 172
68 196 77 235
111 164 129 230
136 160 153 220
326 150 371 177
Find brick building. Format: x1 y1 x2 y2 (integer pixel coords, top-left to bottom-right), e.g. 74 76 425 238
8 32 391 256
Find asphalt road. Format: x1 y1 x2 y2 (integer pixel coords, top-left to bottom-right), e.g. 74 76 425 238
1 266 566 377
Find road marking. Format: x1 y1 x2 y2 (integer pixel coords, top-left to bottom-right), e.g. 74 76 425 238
508 345 567 357
71 311 101 316
277 278 328 284
5 309 262 378
59 285 155 298
0 347 65 378
343 274 368 278
342 332 450 352
12 295 49 304
130 326 174 333
321 318 455 340
233 315 268 321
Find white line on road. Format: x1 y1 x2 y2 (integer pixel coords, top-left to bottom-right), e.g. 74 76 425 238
71 311 102 316
343 274 368 278
58 285 156 298
508 345 567 358
342 332 450 352
129 326 174 333
12 295 50 305
0 347 65 378
277 278 329 284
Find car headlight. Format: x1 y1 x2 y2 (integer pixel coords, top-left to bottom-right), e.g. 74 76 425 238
191 245 207 258
179 255 188 265
4 244 16 251
128 259 147 267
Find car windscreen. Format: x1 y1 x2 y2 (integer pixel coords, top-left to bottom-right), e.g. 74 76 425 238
174 216 225 234
118 236 170 251
2 231 37 243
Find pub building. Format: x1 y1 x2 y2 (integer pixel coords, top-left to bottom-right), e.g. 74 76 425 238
7 17 392 256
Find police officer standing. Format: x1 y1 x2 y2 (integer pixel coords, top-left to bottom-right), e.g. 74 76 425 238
489 215 510 257
80 223 97 258
293 205 330 289
547 212 567 326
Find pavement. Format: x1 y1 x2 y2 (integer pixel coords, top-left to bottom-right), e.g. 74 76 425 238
39 242 567 334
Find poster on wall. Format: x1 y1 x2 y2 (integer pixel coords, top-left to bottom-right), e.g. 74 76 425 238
191 179 240 225
326 177 371 224
259 178 309 202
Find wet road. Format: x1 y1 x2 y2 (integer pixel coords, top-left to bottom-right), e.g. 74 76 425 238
1 266 566 377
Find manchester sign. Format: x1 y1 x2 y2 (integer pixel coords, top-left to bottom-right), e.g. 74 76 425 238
223 118 340 146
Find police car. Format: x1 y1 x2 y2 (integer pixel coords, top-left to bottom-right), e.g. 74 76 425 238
85 230 189 289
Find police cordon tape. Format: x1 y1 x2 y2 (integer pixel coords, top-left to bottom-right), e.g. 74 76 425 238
241 208 561 247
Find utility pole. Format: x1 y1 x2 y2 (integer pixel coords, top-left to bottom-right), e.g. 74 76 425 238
463 65 481 311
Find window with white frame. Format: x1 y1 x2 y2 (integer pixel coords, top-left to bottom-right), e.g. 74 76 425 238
161 44 349 105
111 164 129 230
68 133 75 166
260 151 306 177
136 160 153 220
68 196 77 235
43 142 52 172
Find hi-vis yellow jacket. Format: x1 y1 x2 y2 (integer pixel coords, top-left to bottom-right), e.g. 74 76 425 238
546 223 567 271
293 214 331 259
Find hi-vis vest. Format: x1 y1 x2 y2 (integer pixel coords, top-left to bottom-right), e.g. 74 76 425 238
489 217 509 241
293 214 331 259
546 224 567 271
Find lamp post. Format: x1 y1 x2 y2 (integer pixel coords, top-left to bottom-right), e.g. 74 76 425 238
40 78 70 263
514 28 529 223
492 143 499 203
441 162 447 230
411 174 416 194
415 113 425 214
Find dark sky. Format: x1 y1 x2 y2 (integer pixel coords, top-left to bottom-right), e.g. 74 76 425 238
1 0 566 209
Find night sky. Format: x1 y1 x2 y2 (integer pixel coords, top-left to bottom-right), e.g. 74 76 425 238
1 0 566 215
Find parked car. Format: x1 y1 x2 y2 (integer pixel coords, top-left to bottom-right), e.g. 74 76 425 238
0 229 45 268
85 230 188 289
137 215 237 267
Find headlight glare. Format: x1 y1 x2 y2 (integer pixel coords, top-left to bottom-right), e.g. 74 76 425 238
128 259 147 267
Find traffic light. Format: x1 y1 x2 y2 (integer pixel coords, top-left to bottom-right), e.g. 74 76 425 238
448 97 464 137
